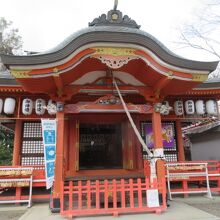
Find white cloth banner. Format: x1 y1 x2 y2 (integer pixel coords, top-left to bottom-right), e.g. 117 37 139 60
41 119 57 189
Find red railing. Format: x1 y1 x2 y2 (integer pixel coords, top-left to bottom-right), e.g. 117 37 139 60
60 177 167 218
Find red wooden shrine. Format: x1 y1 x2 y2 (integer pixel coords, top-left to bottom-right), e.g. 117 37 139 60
0 4 219 218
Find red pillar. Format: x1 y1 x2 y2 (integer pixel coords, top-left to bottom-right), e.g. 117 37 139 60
12 120 22 202
152 111 165 181
52 112 65 210
176 120 185 161
12 120 22 166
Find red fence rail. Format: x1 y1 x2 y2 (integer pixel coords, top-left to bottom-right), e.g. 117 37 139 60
60 178 167 218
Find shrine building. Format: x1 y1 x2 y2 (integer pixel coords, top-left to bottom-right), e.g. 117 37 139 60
0 3 219 218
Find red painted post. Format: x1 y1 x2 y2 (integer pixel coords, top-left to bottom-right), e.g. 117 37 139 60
60 181 64 214
137 178 143 208
13 120 22 203
120 179 125 208
162 178 167 209
69 181 73 212
87 180 91 209
129 179 134 208
144 160 150 177
152 111 166 182
12 120 22 166
183 180 189 198
95 180 100 209
53 112 65 204
113 179 117 208
78 181 82 209
15 187 22 203
104 180 108 209
176 120 185 161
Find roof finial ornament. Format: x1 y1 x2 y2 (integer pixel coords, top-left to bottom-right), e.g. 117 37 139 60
89 0 140 29
113 0 118 10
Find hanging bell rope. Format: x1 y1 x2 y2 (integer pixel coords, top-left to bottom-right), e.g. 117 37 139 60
112 78 153 157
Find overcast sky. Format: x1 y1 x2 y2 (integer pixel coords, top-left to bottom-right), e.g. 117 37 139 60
0 0 219 61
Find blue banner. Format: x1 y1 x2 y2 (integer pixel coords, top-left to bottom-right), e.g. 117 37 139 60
41 119 57 189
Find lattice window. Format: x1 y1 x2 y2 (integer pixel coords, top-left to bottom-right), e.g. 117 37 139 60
21 157 44 166
164 154 178 162
21 122 44 167
23 122 42 138
22 141 43 154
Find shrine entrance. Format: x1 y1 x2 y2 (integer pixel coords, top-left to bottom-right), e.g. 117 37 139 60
79 123 122 170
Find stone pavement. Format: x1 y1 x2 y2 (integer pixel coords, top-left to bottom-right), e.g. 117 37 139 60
0 205 26 220
17 196 220 220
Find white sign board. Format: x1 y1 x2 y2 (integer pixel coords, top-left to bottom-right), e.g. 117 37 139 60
41 119 57 189
146 189 160 208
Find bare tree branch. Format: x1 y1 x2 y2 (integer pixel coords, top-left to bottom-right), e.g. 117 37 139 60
173 0 220 78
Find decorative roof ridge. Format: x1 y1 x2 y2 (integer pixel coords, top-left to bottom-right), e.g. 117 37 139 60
89 9 140 29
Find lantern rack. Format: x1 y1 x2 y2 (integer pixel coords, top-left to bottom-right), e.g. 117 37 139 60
0 167 33 207
166 162 212 200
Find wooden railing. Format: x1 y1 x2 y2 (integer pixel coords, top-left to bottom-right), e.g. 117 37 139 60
165 160 220 196
60 177 167 218
0 166 33 207
0 165 49 202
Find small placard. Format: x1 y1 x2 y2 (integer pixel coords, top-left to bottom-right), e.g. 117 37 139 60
146 189 160 207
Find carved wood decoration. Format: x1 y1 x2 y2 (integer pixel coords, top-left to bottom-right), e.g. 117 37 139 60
91 47 139 69
65 94 152 114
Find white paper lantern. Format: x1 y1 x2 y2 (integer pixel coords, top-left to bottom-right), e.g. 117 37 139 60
47 100 57 115
0 99 3 114
4 98 16 114
22 98 33 115
206 100 218 116
185 100 195 115
195 100 206 115
35 99 46 115
161 101 170 115
174 101 184 116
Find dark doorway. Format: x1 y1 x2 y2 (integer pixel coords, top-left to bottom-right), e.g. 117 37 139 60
79 123 122 169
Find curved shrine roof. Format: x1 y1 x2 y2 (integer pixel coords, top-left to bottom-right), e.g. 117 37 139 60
0 7 219 97
0 8 218 72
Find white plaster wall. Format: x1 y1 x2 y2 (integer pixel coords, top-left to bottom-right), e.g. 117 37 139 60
190 132 220 161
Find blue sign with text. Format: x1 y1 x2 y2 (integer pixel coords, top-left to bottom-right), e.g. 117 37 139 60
43 130 56 145
41 119 57 189
45 145 56 161
46 161 55 178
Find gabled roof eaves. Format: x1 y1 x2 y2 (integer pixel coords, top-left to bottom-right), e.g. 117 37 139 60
0 26 218 72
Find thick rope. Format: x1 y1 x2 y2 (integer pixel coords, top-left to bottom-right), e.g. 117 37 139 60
113 78 153 157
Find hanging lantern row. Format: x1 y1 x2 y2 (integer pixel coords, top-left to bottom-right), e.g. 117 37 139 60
170 100 218 116
0 97 218 116
22 99 58 115
23 98 45 115
0 98 61 115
